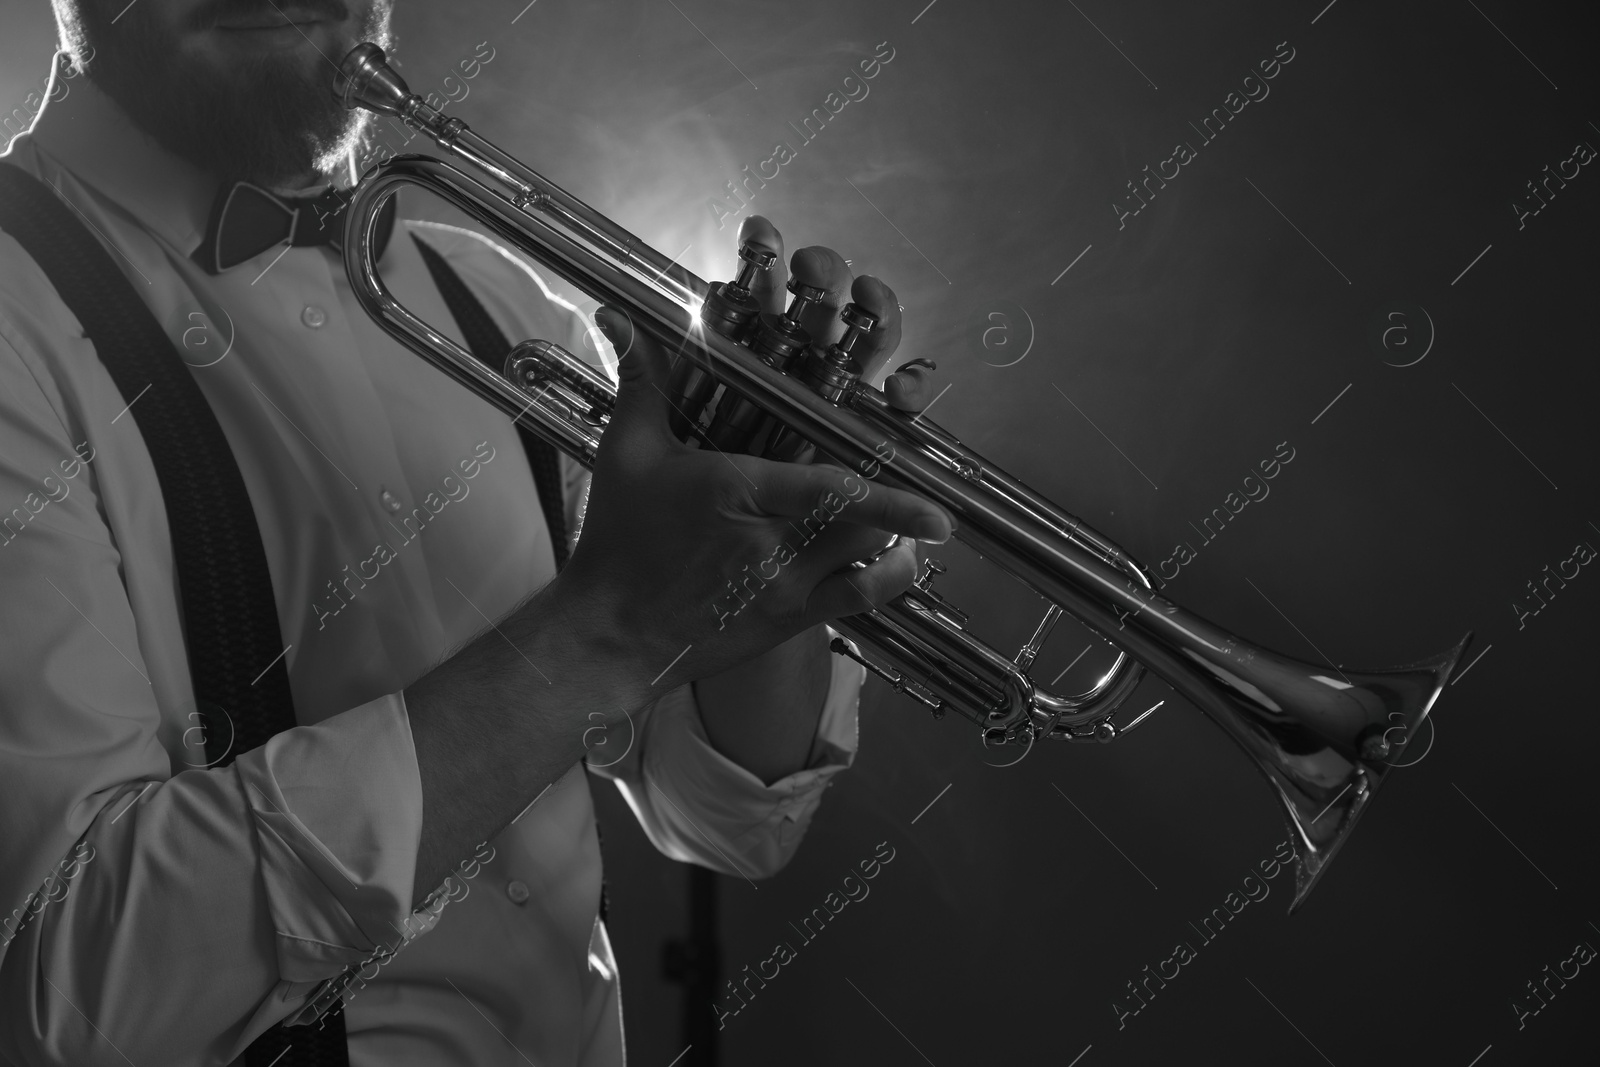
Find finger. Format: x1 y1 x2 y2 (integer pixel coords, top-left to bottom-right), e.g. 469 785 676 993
747 461 953 542
803 536 920 622
738 215 787 316
786 519 902 587
594 306 676 450
788 246 853 346
847 274 904 384
883 361 939 413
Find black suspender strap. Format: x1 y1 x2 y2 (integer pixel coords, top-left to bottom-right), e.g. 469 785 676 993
0 166 301 763
0 163 350 1067
411 233 569 570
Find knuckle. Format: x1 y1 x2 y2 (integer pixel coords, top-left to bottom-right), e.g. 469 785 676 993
710 471 751 513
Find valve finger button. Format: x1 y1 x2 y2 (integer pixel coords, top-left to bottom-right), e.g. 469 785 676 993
784 279 828 325
827 302 877 366
729 243 777 296
838 302 878 340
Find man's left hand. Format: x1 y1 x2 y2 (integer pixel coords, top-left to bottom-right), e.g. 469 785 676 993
737 214 938 415
687 214 940 784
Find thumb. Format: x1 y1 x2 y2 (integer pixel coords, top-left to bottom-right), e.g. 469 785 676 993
595 306 675 445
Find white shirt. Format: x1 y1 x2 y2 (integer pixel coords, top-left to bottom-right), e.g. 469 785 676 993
0 63 863 1067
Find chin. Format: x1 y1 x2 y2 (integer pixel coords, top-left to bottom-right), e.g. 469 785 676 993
69 0 392 186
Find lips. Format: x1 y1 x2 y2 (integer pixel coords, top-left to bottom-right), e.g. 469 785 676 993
215 15 328 30
198 0 348 31
211 3 340 30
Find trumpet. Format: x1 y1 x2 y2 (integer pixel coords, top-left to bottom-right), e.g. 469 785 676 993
333 43 1469 914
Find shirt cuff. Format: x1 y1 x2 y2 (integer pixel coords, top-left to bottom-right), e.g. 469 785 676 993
232 691 423 986
619 648 865 878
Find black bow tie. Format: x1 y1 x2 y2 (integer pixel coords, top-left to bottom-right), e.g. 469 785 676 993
192 180 397 275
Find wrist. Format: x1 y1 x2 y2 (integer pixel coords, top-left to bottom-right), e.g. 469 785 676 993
534 572 658 718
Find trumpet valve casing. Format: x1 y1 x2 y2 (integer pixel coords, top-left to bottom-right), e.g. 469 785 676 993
697 242 773 339
762 304 875 461
668 243 774 439
803 302 875 403
749 278 827 370
706 280 830 453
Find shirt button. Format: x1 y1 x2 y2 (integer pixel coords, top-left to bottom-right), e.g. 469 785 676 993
506 880 530 905
379 488 403 513
301 305 327 329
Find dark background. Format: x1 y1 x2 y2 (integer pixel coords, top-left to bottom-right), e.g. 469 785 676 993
6 1 1597 1064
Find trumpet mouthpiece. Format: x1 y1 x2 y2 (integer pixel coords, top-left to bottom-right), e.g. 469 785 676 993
334 43 413 116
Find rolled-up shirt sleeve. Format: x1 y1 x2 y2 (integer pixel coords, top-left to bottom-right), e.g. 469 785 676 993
0 320 426 1066
588 649 866 880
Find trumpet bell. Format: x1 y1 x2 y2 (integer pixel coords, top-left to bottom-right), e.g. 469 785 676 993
1218 632 1473 913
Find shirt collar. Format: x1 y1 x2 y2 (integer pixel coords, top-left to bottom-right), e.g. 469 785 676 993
21 52 348 258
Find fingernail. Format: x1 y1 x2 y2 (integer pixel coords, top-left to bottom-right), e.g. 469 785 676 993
913 515 949 543
596 307 633 343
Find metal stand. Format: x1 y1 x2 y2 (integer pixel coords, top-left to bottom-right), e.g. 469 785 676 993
663 866 720 1065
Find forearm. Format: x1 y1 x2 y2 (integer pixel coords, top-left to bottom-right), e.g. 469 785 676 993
405 578 644 905
693 624 833 785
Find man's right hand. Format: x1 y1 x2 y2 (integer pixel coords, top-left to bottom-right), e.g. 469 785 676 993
549 305 953 712
405 300 952 905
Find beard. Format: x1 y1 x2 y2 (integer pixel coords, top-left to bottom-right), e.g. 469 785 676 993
64 0 394 187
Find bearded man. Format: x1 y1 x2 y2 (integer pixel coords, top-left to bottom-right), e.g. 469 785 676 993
0 1 944 1064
